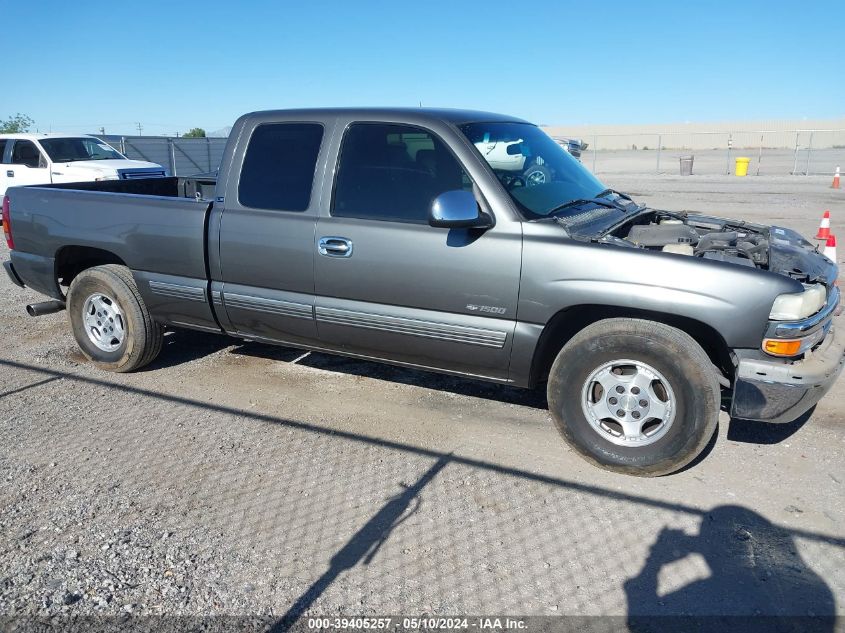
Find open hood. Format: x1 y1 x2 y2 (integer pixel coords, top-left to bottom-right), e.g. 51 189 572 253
592 208 839 286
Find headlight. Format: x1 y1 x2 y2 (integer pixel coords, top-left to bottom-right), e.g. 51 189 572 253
94 172 119 181
769 284 826 321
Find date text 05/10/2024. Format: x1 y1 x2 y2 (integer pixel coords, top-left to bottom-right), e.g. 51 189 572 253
306 618 527 630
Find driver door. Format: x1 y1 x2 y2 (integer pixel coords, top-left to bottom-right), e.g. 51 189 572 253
4 140 51 191
314 121 522 380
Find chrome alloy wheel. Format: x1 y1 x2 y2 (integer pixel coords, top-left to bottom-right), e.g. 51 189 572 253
82 293 125 352
580 359 676 447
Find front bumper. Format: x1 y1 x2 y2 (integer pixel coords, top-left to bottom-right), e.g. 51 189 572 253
731 325 845 423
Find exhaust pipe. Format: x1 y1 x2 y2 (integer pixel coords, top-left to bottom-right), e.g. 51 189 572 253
26 300 66 317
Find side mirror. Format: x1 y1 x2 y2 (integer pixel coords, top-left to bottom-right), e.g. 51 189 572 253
429 190 492 229
506 142 523 155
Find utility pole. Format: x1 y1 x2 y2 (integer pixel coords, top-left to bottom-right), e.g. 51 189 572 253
136 122 143 136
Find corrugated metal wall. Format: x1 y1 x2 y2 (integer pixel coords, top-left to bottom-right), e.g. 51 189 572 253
97 135 228 176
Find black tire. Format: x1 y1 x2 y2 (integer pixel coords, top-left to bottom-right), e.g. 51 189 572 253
66 265 163 372
523 163 551 186
547 318 719 476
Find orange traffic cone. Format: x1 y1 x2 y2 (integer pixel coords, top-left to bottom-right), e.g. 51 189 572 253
815 210 831 240
823 235 837 262
833 166 841 189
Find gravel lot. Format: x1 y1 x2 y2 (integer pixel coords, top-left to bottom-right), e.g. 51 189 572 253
0 174 843 630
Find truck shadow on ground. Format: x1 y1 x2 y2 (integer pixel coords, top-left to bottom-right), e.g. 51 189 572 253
727 408 816 444
144 329 232 370
234 341 549 409
146 328 548 410
144 329 823 428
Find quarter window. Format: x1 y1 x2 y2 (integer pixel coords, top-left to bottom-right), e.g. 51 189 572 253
238 123 324 212
333 123 471 223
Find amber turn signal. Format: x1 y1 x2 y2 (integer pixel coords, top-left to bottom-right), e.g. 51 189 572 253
763 339 803 357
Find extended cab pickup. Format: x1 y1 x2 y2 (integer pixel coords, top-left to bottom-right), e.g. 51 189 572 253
3 108 844 475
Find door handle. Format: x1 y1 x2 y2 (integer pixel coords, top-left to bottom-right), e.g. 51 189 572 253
6 171 13 178
318 236 353 258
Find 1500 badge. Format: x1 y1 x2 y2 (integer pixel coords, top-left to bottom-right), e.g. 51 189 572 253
466 304 507 315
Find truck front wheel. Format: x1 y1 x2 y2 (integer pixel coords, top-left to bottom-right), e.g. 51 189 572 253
547 318 720 476
66 265 163 372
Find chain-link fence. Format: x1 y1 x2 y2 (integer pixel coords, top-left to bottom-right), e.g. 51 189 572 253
97 129 845 179
98 135 229 176
564 129 845 176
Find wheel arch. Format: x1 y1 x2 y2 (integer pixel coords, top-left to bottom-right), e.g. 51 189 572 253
528 304 733 388
55 246 128 296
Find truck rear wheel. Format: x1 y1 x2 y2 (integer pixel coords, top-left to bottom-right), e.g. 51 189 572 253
66 265 163 372
547 318 719 476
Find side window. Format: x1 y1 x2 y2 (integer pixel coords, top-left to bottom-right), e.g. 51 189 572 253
10 140 45 168
238 123 324 212
0 140 7 164
333 123 471 223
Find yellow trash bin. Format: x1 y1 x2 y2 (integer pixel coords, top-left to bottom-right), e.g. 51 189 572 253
735 157 751 176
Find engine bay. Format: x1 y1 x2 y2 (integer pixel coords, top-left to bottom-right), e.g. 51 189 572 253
609 211 771 269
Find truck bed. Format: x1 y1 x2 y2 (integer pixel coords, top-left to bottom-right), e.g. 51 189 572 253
6 177 213 300
46 175 217 200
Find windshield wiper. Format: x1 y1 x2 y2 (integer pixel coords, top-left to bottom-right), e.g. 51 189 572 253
546 197 620 217
596 188 633 201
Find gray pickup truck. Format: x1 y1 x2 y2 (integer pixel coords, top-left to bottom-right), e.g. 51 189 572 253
3 108 843 476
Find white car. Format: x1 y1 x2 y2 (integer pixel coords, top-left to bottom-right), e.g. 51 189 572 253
474 139 527 171
0 134 166 197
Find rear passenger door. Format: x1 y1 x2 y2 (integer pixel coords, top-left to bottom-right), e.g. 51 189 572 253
216 121 329 345
313 122 522 380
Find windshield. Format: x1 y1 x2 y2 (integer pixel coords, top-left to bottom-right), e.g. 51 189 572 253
459 122 606 218
38 137 124 163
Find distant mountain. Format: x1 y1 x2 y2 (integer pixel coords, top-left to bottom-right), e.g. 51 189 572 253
208 126 232 138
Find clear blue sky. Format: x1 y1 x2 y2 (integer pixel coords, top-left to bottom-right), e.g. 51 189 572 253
3 0 842 135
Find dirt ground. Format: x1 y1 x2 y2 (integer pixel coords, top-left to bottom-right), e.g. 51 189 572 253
0 174 843 629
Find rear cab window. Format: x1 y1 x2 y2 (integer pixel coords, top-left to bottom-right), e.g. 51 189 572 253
238 123 324 212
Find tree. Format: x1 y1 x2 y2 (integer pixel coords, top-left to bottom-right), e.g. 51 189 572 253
183 128 206 138
0 113 35 134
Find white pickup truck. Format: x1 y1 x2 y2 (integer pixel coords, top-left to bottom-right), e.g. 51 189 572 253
0 133 166 197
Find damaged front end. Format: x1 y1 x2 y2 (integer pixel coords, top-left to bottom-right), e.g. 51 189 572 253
583 207 844 424
603 209 836 286
600 207 841 351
